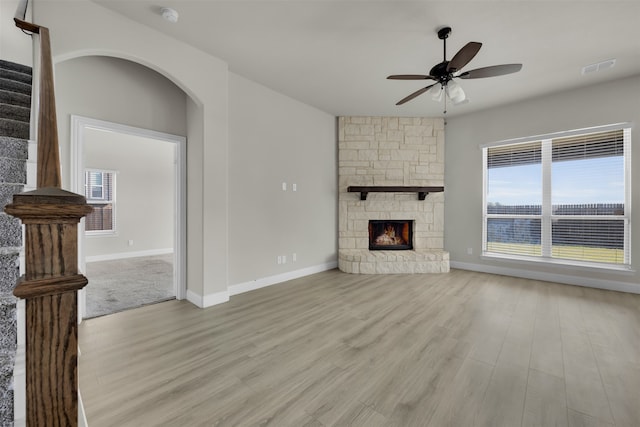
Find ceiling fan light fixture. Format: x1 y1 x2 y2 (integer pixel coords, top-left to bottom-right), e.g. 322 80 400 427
446 80 467 105
430 83 444 101
452 97 470 106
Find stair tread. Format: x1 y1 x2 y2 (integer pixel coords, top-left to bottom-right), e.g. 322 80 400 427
0 118 29 130
0 103 30 123
0 77 31 96
0 59 32 76
0 68 32 85
0 89 30 109
0 118 29 139
0 118 29 127
0 117 29 131
0 135 29 146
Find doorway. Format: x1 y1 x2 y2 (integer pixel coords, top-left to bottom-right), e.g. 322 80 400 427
71 116 186 320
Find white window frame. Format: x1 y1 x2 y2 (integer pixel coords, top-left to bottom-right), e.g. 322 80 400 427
84 168 117 236
481 123 632 270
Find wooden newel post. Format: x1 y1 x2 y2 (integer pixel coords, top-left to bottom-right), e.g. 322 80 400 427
6 189 92 426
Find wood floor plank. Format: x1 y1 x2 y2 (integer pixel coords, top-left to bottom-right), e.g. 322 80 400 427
529 282 565 378
385 354 466 427
530 316 564 379
425 357 494 426
522 368 569 427
568 409 615 427
78 269 640 427
561 328 615 424
475 360 529 427
590 344 640 427
332 403 387 427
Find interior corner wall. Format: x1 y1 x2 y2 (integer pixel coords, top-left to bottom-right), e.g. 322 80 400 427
228 73 337 286
445 74 640 292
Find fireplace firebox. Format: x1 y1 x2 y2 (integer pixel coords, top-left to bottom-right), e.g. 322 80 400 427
369 220 413 250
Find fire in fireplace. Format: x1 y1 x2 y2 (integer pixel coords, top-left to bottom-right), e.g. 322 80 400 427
369 220 413 250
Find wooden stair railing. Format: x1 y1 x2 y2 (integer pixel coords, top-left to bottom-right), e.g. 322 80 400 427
6 0 92 425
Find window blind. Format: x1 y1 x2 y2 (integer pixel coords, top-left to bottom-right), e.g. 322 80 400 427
552 129 624 162
487 141 541 168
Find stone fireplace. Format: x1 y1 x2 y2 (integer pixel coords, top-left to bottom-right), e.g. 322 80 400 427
338 116 450 274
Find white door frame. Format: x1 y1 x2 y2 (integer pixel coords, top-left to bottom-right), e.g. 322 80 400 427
71 115 187 321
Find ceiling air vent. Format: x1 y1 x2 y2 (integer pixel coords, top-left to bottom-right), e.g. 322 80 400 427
582 59 616 75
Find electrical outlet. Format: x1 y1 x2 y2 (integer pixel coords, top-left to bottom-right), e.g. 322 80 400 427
282 182 287 191
292 253 297 262
292 183 297 192
282 255 287 264
277 256 282 264
128 240 134 246
467 247 473 255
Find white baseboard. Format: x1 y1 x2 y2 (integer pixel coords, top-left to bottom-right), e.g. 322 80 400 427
229 261 338 296
86 248 173 263
184 261 338 309
78 392 88 427
450 260 640 294
186 289 230 308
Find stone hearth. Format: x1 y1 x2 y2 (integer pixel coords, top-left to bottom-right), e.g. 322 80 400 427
338 116 450 274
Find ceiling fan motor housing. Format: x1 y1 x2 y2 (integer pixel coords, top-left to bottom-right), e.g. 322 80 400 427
430 62 452 83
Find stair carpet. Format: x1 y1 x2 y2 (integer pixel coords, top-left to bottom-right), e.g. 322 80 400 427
0 59 30 427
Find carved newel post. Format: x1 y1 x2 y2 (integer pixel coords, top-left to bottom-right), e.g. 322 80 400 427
6 189 91 425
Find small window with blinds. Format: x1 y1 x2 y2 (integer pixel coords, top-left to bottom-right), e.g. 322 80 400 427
84 169 116 234
483 125 631 267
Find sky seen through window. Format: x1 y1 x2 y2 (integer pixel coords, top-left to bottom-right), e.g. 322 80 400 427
487 157 624 206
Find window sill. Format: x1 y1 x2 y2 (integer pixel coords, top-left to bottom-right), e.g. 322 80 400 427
86 232 118 238
481 252 635 275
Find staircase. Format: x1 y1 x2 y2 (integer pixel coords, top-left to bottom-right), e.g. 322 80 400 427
0 58 30 427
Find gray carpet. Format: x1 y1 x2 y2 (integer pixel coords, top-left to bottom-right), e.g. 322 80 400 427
85 254 175 318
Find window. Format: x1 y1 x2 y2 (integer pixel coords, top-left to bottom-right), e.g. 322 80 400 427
482 124 631 267
84 169 116 234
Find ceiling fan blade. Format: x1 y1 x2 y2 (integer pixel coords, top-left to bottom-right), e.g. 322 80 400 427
458 63 523 79
396 83 437 105
387 74 435 80
447 42 482 72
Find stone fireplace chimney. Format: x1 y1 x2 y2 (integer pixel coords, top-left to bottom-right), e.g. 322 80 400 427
338 117 449 274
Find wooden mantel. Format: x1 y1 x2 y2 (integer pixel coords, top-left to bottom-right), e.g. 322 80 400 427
347 186 444 201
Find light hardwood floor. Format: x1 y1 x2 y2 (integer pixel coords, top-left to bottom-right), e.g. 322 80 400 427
79 269 640 426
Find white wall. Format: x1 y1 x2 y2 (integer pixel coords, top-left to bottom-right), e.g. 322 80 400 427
0 0 32 66
83 128 175 259
228 73 337 286
445 74 640 292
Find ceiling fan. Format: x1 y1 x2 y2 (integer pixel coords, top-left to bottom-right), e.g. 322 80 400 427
388 26 522 111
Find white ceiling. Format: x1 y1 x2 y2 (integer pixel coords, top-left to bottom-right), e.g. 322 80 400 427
92 0 640 118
